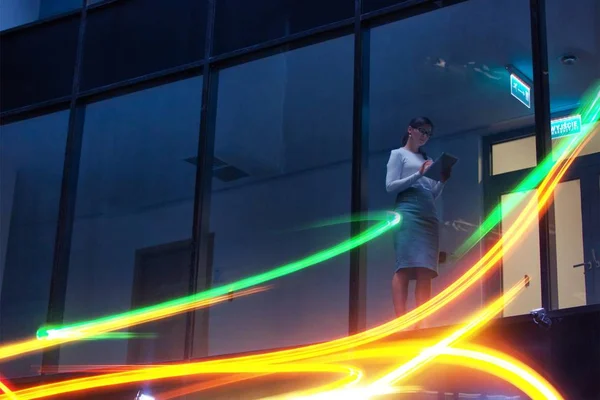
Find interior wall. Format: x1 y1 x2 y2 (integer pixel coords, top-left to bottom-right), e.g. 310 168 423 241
205 162 351 357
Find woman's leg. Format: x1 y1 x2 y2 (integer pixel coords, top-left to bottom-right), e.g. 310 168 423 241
415 268 433 307
414 268 433 328
392 270 410 317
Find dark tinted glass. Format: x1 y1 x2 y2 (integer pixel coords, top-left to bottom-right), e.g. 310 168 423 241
366 0 535 328
546 0 600 309
0 0 80 32
80 0 207 90
213 0 354 55
197 35 354 358
363 0 414 14
61 77 203 367
0 16 79 112
0 111 69 378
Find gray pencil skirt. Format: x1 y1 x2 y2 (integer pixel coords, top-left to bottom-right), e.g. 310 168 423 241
393 187 439 280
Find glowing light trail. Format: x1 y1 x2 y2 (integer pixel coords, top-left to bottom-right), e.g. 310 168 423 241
0 380 16 400
0 287 269 362
31 212 399 340
4 112 594 399
1 82 596 400
455 84 600 257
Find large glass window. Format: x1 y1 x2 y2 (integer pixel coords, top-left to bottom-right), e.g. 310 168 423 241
547 0 600 309
492 0 600 314
0 16 79 112
363 0 422 14
547 0 600 159
0 0 80 31
547 0 600 162
213 0 354 55
0 111 69 378
81 0 207 90
199 35 354 357
366 0 536 329
59 76 203 368
480 0 600 315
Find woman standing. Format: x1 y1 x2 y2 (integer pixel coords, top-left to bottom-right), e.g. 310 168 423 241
385 117 450 321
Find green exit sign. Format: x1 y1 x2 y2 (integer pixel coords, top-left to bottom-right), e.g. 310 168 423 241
510 74 531 108
551 115 582 139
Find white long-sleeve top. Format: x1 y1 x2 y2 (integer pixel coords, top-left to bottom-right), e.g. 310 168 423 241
385 148 445 199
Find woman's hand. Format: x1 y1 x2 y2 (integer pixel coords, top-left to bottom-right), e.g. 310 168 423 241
441 168 451 183
419 160 433 175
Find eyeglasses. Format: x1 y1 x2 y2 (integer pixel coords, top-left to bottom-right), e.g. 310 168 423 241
414 127 433 137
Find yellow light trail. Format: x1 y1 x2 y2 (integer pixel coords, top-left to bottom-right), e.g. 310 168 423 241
0 286 268 362
290 277 528 400
2 120 591 399
288 342 563 400
2 90 596 399
372 278 528 388
0 380 16 400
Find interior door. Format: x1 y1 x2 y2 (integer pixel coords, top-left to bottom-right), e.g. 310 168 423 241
580 167 600 304
128 240 192 364
492 163 600 316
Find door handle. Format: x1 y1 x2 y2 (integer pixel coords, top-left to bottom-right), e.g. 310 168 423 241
592 249 600 269
573 261 592 273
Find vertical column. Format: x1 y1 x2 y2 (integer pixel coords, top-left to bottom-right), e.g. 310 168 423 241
184 0 219 360
530 0 558 310
349 0 370 335
41 0 88 372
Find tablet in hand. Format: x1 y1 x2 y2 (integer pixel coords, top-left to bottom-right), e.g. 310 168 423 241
424 152 459 181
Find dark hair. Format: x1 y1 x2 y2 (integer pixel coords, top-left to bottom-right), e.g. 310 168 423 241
401 116 434 160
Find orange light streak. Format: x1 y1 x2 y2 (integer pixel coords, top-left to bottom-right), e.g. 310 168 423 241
0 380 16 400
2 119 595 400
0 286 268 362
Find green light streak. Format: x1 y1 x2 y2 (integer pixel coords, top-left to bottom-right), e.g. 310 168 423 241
455 82 600 258
34 83 599 343
81 332 157 340
37 212 401 339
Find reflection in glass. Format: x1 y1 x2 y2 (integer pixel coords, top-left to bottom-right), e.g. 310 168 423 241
367 0 535 329
0 0 81 31
81 0 207 90
201 35 354 357
0 111 69 378
547 0 600 309
214 0 354 54
61 77 203 368
0 16 79 112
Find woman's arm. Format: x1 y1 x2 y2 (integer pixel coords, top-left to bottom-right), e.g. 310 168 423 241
431 165 451 198
431 180 445 199
385 151 423 193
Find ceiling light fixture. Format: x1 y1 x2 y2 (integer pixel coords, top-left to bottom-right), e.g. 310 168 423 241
560 54 578 65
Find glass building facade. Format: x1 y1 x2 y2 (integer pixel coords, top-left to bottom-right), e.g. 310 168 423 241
1 0 599 396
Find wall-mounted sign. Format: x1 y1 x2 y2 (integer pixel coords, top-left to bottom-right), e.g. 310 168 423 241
551 114 582 139
510 73 531 108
